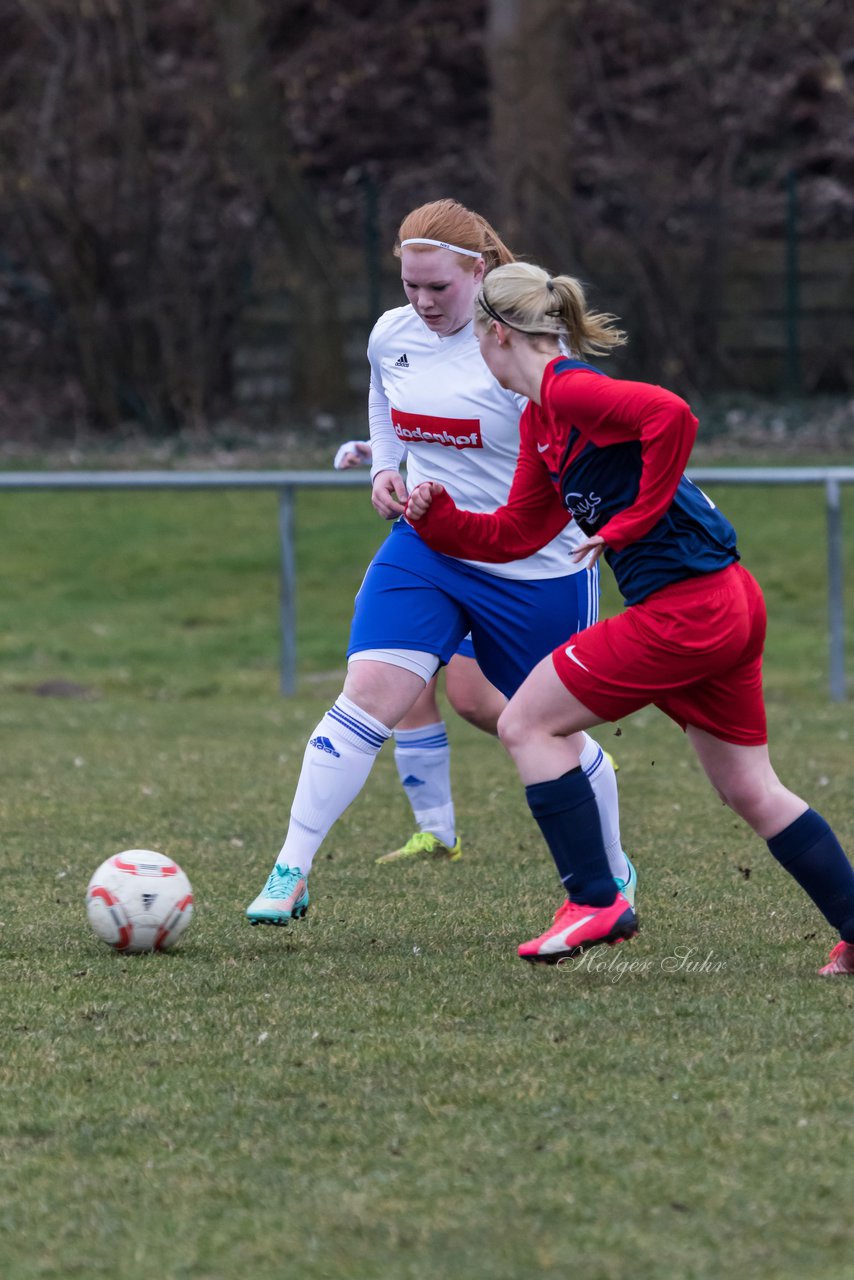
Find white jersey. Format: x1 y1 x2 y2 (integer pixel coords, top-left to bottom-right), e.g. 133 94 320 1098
367 304 585 581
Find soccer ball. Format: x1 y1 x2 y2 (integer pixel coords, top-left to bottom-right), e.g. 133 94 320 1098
86 850 194 954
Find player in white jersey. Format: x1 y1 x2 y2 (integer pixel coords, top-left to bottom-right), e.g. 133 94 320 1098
245 199 634 929
333 438 506 863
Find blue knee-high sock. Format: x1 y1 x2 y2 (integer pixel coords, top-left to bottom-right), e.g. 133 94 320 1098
525 767 617 906
767 809 854 942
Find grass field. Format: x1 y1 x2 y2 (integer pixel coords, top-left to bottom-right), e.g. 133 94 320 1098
1 479 852 1280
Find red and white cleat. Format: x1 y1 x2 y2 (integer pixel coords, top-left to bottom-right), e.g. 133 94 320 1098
818 940 854 975
518 892 638 965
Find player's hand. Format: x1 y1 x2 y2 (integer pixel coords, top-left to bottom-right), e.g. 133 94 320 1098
333 440 372 470
405 481 445 521
372 470 409 519
571 534 606 565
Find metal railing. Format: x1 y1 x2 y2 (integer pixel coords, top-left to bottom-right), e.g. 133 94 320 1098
688 467 852 701
1 466 851 699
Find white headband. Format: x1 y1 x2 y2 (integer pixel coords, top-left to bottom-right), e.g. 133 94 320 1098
400 237 483 259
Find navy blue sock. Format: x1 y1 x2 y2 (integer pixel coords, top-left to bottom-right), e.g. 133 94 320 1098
767 809 854 942
525 767 616 906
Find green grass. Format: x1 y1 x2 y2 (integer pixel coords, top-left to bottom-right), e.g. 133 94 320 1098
0 480 852 1279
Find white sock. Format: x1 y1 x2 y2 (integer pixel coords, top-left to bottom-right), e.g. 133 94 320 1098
393 721 456 847
579 733 631 883
276 694 391 875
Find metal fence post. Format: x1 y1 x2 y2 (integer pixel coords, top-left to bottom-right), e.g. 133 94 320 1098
826 476 846 702
278 486 296 696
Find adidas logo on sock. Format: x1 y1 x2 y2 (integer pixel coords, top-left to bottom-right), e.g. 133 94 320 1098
401 774 426 787
310 735 341 758
394 353 409 368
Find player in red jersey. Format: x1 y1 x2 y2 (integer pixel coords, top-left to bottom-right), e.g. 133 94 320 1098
406 261 854 976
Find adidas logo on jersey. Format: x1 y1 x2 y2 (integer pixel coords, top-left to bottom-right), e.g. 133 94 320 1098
394 353 409 368
309 735 341 758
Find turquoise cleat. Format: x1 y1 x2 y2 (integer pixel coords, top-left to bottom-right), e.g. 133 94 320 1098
246 864 309 926
615 854 638 908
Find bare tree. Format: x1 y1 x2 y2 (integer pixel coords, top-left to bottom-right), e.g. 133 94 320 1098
486 0 576 267
212 0 350 414
0 0 263 431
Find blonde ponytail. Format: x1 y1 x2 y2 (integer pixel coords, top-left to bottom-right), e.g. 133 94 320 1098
476 262 626 356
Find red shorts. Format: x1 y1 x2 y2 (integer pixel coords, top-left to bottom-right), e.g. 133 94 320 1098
551 564 768 746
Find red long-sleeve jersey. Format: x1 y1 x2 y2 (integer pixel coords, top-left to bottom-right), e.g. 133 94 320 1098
409 358 738 605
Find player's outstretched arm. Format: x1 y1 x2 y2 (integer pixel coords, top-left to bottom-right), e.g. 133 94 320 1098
405 442 569 563
372 469 409 520
333 440 372 470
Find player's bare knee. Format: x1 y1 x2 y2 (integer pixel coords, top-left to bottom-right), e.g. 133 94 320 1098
342 664 383 705
471 708 501 735
447 689 479 724
448 691 498 733
497 703 528 756
343 661 418 725
496 703 513 747
719 781 774 830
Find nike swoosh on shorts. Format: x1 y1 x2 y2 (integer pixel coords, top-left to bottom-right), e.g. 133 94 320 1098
564 644 590 672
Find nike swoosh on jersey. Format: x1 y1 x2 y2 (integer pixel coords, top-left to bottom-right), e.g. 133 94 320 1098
537 442 550 452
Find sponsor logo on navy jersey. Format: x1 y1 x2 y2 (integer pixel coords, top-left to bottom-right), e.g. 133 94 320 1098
391 407 483 450
565 490 603 525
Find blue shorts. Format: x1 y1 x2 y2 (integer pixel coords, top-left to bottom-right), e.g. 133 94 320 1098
347 521 599 699
455 634 476 661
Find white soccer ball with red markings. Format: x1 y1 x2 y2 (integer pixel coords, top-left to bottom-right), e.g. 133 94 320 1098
86 850 194 954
